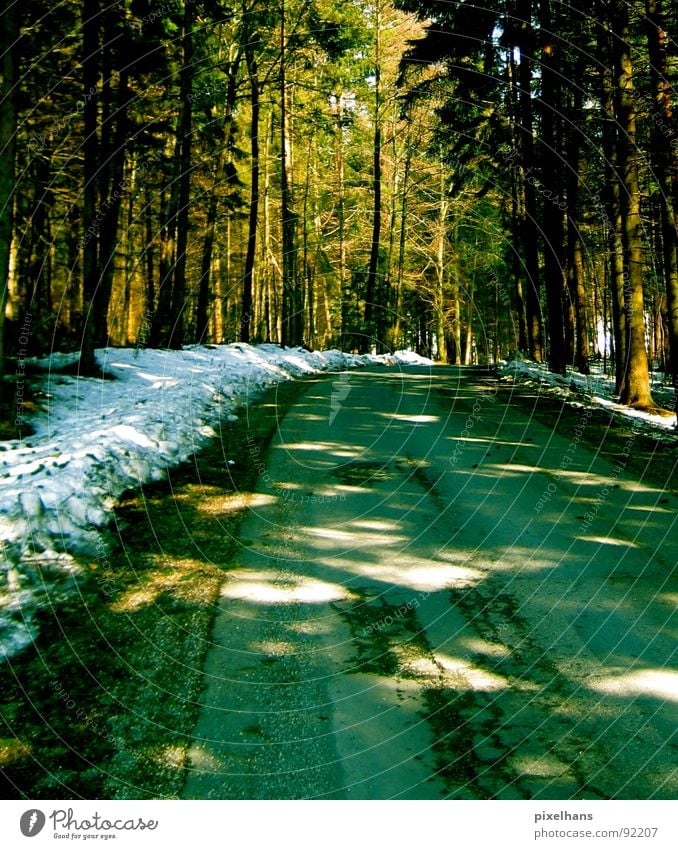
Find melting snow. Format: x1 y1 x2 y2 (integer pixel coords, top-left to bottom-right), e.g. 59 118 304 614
1 343 412 659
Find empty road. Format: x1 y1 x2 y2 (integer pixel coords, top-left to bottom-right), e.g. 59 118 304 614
183 365 677 799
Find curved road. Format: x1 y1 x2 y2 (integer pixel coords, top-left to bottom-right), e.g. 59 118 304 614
182 365 677 799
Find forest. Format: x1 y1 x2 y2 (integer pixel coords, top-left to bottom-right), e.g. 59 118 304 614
1 0 677 414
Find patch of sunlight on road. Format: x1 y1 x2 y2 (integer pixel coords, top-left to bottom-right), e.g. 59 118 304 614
576 536 641 548
446 437 538 448
350 519 403 532
446 436 512 445
187 746 222 770
378 413 440 424
459 637 511 658
430 653 513 691
283 441 365 453
399 562 484 591
512 753 571 777
251 640 295 656
437 548 553 574
482 463 551 476
286 619 332 635
219 571 353 604
589 669 678 702
623 504 675 514
322 555 485 592
658 592 678 607
197 492 277 515
303 526 408 547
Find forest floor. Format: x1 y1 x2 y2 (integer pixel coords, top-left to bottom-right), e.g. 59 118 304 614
1 365 676 799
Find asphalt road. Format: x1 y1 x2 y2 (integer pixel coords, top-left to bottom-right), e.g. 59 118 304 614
182 365 677 799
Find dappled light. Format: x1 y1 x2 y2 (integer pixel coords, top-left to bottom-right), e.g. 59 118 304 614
589 670 678 702
109 557 214 613
302 526 410 548
576 536 641 549
218 570 354 605
416 653 513 692
378 413 441 424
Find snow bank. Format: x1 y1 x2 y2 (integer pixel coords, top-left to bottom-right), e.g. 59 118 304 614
499 359 677 432
0 344 391 659
392 350 435 366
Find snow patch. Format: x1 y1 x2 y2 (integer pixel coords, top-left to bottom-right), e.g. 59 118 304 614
1 343 391 659
392 350 435 366
499 360 677 432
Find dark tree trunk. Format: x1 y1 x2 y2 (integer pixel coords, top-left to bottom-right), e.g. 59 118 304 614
150 180 176 348
0 1 18 377
363 4 382 354
645 0 678 419
280 0 302 347
610 0 654 407
565 71 589 374
241 46 260 344
96 68 131 347
599 25 627 392
516 0 543 361
197 52 241 344
507 49 528 353
539 0 566 374
143 186 155 323
80 0 101 374
168 3 194 349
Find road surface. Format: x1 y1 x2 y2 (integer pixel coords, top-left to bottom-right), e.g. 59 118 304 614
182 365 677 799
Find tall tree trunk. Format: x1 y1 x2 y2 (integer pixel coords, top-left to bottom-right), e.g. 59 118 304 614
611 0 654 407
539 0 566 374
96 68 131 347
517 0 543 362
80 0 101 374
150 172 176 348
241 46 260 344
168 3 194 349
280 0 301 347
334 97 350 349
435 164 447 362
363 0 382 354
644 0 678 419
0 1 17 377
392 140 412 349
198 51 241 343
565 73 590 374
507 47 528 353
302 135 313 345
599 26 627 392
143 186 155 327
26 155 53 325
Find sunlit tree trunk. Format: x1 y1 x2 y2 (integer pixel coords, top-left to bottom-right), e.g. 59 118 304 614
611 0 654 407
434 163 447 362
644 0 678 418
241 44 260 344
